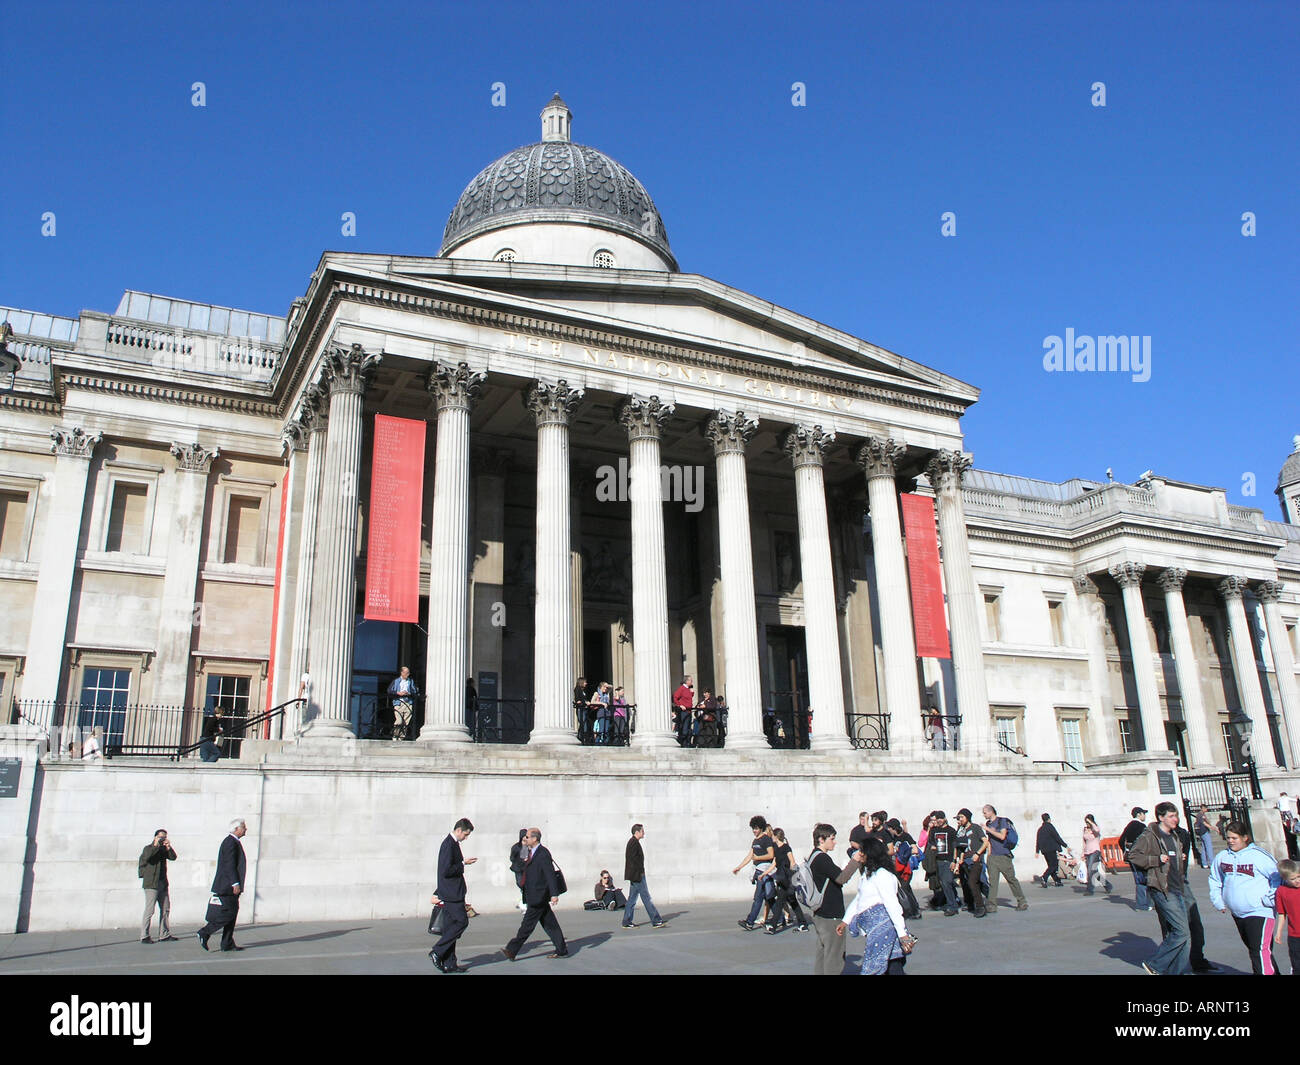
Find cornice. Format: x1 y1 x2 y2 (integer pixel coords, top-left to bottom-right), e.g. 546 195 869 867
0 393 61 414
56 372 278 416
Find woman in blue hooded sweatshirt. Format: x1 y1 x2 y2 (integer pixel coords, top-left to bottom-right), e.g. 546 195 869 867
1208 821 1281 975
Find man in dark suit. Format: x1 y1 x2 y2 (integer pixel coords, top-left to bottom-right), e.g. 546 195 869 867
502 827 568 960
429 817 477 974
198 818 248 952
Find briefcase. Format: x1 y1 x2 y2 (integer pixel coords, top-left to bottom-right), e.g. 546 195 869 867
552 862 568 896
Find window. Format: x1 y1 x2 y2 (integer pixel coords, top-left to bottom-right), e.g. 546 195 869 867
1150 610 1170 654
983 592 1002 643
1164 722 1189 768
1289 622 1298 658
223 495 263 565
994 715 1018 752
78 667 131 749
1118 715 1136 754
105 482 149 553
593 250 616 269
1060 718 1084 766
205 673 251 715
0 490 29 560
493 249 517 263
1047 598 1065 646
1221 722 1243 772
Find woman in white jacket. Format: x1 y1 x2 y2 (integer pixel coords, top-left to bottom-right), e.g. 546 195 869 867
837 837 916 974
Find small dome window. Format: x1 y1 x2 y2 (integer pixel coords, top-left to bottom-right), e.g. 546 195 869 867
494 248 517 263
593 250 616 269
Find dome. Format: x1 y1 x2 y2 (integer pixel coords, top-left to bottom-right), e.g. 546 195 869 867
440 95 675 269
1280 435 1300 488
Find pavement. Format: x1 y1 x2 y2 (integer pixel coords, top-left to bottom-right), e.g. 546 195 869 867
0 867 1281 975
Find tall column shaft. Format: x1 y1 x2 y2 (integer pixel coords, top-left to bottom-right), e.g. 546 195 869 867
287 392 326 735
269 432 306 721
1111 563 1166 752
1220 577 1280 768
785 426 849 750
1158 568 1214 767
928 451 991 755
620 397 676 748
421 363 484 745
22 428 101 702
303 344 379 740
153 444 218 705
858 438 923 751
527 382 582 746
1073 576 1118 757
1259 583 1300 768
705 412 765 749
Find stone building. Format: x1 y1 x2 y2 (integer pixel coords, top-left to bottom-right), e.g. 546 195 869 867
1 95 1297 931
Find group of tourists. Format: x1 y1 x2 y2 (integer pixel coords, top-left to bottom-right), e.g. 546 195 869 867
573 677 631 744
670 675 727 746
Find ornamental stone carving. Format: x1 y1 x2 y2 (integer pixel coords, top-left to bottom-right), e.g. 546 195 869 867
1217 575 1250 601
1073 574 1100 597
428 361 487 413
524 380 584 427
170 442 219 473
50 426 102 459
321 343 381 395
855 437 907 479
1156 567 1188 592
281 422 307 454
925 449 974 494
703 410 758 456
1256 580 1286 604
1109 561 1146 589
296 383 328 435
618 395 674 441
782 424 835 469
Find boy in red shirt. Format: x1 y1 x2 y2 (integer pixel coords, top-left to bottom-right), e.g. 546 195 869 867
1273 858 1300 974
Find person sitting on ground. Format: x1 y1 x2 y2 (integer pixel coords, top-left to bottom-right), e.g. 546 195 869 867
590 870 627 911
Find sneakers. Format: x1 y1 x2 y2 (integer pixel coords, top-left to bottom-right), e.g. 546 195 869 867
140 937 153 944
651 922 667 929
763 924 779 935
943 908 959 917
737 920 757 931
158 935 178 942
796 924 809 932
1016 901 1029 911
621 922 635 929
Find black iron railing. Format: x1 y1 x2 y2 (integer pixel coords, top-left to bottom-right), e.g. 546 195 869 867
923 713 962 751
847 712 891 751
1032 759 1081 772
574 701 636 746
472 698 533 744
765 704 810 749
358 694 426 741
672 704 728 748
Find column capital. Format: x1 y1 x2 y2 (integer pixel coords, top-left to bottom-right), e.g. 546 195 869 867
1256 580 1286 604
855 436 906 479
50 426 102 459
1109 561 1146 589
618 395 674 441
703 410 757 455
281 422 307 454
1217 574 1250 601
1156 566 1189 592
321 343 381 396
924 449 973 493
1073 574 1100 597
428 361 487 413
525 380 583 427
169 442 219 474
782 424 835 469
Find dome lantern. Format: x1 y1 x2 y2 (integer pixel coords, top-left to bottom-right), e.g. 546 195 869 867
541 92 572 143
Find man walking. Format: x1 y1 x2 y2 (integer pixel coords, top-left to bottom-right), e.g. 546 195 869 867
622 824 666 929
954 808 988 917
983 805 1028 913
138 828 178 943
1127 802 1192 975
197 818 248 952
924 811 961 916
1035 813 1068 887
503 828 568 960
733 816 777 930
429 817 476 973
1120 806 1151 911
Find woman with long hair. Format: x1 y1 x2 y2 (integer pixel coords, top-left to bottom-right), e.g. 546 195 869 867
837 837 916 974
1082 814 1111 895
764 827 809 933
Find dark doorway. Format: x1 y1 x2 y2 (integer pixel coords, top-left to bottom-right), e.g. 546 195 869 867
583 628 611 689
765 625 810 749
351 596 428 737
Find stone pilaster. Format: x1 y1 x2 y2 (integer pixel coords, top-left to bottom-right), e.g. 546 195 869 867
526 380 583 745
783 425 849 750
1257 581 1300 769
1073 575 1118 757
1156 567 1214 768
303 344 380 740
619 396 677 748
267 422 307 724
926 449 992 755
1218 575 1280 768
420 362 486 745
1109 562 1166 753
856 437 923 752
22 427 103 701
152 442 219 705
286 386 326 735
703 411 766 749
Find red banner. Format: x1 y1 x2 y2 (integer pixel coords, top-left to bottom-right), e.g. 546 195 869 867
365 415 426 623
900 493 951 659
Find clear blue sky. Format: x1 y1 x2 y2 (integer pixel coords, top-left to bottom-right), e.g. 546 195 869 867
2 1 1296 513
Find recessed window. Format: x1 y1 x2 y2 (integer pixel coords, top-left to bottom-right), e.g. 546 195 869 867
79 667 132 750
1047 598 1065 646
105 483 149 553
223 496 263 565
0 490 30 560
1118 715 1136 754
593 250 616 269
493 249 517 263
983 593 1002 643
1060 717 1085 766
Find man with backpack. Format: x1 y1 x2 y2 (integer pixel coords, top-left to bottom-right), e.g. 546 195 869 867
982 804 1028 914
799 822 866 975
1120 806 1151 911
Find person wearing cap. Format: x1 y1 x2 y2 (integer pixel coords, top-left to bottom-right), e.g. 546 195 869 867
1120 806 1152 912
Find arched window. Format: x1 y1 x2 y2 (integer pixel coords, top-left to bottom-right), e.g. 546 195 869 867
494 248 517 263
593 250 616 269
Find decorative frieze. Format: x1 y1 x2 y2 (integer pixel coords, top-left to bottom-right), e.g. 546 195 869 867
524 380 584 427
618 395 674 441
428 361 487 413
49 426 102 459
703 410 757 456
782 424 835 469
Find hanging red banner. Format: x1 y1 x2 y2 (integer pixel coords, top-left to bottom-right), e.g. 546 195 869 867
900 493 951 659
365 415 426 623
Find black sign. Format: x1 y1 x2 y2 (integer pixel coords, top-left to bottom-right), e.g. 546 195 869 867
0 757 21 799
1157 770 1176 795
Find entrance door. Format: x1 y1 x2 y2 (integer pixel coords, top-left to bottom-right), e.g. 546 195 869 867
583 629 611 688
765 626 809 748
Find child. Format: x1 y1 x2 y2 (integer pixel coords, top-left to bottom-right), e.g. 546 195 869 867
1273 858 1300 975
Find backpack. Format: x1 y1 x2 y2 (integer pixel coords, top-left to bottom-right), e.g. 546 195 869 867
999 818 1019 850
793 851 827 910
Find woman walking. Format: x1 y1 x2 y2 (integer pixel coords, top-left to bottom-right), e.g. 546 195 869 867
764 827 809 933
1082 814 1111 895
837 837 916 974
1208 821 1281 975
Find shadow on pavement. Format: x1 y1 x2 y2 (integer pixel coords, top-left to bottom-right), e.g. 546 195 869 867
249 927 371 948
0 937 153 963
1100 931 1155 966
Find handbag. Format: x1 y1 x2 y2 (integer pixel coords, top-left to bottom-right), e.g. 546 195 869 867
427 904 444 935
552 862 568 896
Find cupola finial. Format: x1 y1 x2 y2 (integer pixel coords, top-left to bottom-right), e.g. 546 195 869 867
541 93 572 142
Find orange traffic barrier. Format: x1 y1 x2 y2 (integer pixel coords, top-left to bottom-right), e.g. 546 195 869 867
1100 837 1129 872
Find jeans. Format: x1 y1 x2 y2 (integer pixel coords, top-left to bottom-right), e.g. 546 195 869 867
937 862 959 911
1084 851 1109 893
624 879 662 926
1132 866 1150 909
746 869 774 924
767 878 807 928
594 716 609 744
199 741 221 762
1147 890 1192 975
1197 831 1213 869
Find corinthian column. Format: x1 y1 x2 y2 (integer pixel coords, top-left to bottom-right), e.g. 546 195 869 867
1073 575 1118 757
1219 576 1281 768
1110 562 1166 752
526 380 583 746
856 437 923 752
926 450 991 755
420 362 486 745
303 344 380 740
783 425 849 750
287 387 326 734
704 411 766 749
1156 568 1214 767
1257 581 1300 768
618 396 677 748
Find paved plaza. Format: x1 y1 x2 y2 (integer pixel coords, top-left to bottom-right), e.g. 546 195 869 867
0 868 1281 976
